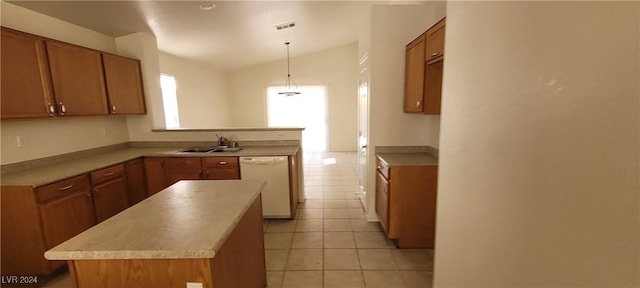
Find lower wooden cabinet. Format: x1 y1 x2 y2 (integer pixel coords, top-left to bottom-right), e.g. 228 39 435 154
126 158 147 205
143 157 168 197
165 157 203 185
1 175 97 276
170 157 242 181
151 156 242 189
90 164 130 223
92 177 129 223
1 152 299 277
203 157 240 180
38 175 96 249
375 156 438 248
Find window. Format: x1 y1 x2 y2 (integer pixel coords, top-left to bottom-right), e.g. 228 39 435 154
160 74 180 128
267 86 328 152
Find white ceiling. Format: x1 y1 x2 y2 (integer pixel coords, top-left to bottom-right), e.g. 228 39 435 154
8 1 394 71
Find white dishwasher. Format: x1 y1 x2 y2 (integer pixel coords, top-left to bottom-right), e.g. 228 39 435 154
240 156 291 218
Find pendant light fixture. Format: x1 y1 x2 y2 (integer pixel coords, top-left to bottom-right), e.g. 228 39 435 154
278 42 301 96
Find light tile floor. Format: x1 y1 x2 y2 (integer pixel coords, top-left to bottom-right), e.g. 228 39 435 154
263 151 434 288
41 152 434 288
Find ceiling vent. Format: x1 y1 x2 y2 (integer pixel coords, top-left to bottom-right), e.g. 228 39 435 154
274 22 296 31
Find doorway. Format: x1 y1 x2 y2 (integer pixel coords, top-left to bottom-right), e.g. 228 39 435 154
267 86 328 152
357 53 370 210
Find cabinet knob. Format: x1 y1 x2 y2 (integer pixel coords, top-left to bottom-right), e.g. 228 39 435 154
431 52 439 57
377 165 382 170
111 104 117 113
416 100 421 108
219 161 228 165
59 102 66 114
48 103 55 116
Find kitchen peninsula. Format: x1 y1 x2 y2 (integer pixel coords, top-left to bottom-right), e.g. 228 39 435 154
44 180 267 288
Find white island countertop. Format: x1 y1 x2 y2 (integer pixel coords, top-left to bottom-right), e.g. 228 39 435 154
45 180 266 260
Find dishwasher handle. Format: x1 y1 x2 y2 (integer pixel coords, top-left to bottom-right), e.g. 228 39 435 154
240 157 287 165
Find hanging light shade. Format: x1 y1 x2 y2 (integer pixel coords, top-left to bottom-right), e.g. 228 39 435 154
278 42 301 96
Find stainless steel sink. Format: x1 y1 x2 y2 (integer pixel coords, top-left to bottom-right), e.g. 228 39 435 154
179 146 243 153
214 147 243 152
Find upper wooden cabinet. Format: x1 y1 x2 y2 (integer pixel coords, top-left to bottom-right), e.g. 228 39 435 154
102 53 146 115
425 18 445 63
0 27 147 119
0 27 56 119
403 17 445 115
46 40 109 116
403 34 427 113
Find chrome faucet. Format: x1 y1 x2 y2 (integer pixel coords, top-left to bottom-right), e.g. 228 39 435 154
216 134 228 147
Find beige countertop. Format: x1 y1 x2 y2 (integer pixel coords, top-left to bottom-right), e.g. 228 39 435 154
1 145 299 187
45 180 265 260
377 152 439 166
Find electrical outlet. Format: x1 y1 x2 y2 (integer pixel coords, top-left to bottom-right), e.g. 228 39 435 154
186 283 203 288
16 136 25 147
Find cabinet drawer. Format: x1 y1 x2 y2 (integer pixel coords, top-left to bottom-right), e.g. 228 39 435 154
376 157 390 180
36 174 90 203
166 157 201 171
202 157 239 169
90 164 125 185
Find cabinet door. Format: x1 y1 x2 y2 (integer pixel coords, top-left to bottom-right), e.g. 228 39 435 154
423 17 445 115
93 177 130 223
46 40 108 116
403 34 426 113
166 157 203 185
375 171 390 235
143 157 168 197
423 63 443 115
39 192 95 250
1 27 55 119
202 157 239 180
126 158 147 205
425 18 446 62
102 53 146 115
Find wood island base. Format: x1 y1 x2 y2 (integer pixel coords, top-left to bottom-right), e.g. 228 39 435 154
67 195 266 288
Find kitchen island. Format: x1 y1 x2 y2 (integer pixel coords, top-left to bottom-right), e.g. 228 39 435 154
44 180 267 288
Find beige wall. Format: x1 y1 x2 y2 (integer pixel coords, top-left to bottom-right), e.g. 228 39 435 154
435 1 639 286
0 1 129 165
158 52 232 128
115 32 166 139
228 43 359 151
363 3 446 219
